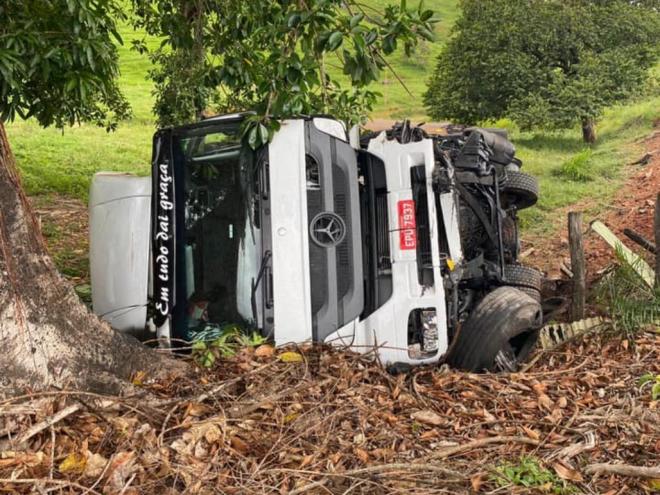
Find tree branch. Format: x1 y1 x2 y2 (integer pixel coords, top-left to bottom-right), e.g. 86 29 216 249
586 463 660 479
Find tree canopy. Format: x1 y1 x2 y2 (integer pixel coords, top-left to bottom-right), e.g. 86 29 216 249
423 0 660 141
131 0 436 146
0 0 130 130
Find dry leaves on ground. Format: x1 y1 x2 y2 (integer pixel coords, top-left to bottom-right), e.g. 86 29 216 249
0 331 658 494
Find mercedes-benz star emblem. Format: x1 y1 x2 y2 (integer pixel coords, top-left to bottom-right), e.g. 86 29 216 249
310 212 346 248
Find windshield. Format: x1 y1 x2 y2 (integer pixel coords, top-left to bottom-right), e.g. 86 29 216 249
175 123 262 338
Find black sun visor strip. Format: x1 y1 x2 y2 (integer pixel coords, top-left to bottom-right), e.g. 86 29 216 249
152 131 176 327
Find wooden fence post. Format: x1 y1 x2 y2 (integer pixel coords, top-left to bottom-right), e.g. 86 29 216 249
655 193 660 288
569 212 586 321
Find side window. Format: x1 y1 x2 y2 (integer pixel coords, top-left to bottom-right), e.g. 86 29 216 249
182 130 239 160
358 151 393 318
198 131 234 155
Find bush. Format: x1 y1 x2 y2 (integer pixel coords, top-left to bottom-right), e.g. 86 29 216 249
554 149 594 182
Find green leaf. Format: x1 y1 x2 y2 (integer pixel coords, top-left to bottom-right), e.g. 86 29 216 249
287 67 300 83
287 13 301 28
258 124 269 146
202 351 216 367
420 10 434 22
349 13 364 29
652 383 660 401
110 27 123 45
353 33 366 52
247 124 259 149
417 26 434 41
192 341 207 351
383 35 396 54
639 373 656 386
327 31 344 51
65 77 77 92
79 79 87 100
86 45 95 70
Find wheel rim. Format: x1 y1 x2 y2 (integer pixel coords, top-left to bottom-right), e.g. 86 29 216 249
495 327 541 372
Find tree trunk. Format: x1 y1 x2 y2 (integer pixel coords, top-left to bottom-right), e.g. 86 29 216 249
581 118 597 144
0 122 182 397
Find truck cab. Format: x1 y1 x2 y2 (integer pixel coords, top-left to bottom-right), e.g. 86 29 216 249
90 113 543 370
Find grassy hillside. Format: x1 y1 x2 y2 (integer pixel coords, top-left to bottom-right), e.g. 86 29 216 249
362 0 460 118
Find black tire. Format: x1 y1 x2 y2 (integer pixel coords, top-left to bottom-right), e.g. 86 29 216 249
503 263 542 301
445 287 543 372
502 171 538 210
510 285 540 302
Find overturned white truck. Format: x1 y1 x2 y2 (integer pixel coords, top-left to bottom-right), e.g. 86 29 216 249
89 113 543 371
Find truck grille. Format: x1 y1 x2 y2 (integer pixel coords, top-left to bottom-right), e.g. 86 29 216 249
333 165 351 298
307 189 326 314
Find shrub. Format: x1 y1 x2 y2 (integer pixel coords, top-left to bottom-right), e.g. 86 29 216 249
554 149 594 181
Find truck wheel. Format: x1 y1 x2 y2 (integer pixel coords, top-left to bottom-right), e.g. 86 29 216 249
445 287 543 372
502 171 538 210
503 263 542 302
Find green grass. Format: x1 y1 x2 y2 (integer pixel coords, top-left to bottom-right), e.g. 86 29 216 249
554 148 594 182
514 95 659 235
596 248 659 336
359 0 461 119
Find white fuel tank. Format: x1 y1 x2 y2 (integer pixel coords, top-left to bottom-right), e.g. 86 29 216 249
89 173 152 334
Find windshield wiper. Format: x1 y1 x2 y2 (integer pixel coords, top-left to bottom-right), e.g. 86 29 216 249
250 250 272 327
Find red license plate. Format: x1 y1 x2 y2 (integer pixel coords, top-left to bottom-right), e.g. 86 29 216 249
398 200 417 250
